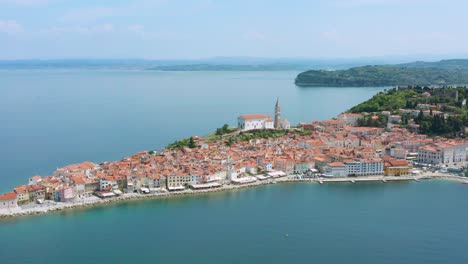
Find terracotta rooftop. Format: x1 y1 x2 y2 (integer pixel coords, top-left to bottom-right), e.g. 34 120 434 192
239 114 271 120
0 192 17 201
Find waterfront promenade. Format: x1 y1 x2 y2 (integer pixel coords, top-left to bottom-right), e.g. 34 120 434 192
1 173 466 219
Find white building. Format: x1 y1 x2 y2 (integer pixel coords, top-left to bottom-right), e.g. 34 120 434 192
99 177 118 191
238 114 274 131
166 174 200 189
388 115 402 124
453 144 466 163
0 192 17 209
417 145 442 164
28 175 42 186
325 162 347 177
345 159 384 176
417 143 466 165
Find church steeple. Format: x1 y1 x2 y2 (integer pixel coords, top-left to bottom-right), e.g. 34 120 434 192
274 97 281 129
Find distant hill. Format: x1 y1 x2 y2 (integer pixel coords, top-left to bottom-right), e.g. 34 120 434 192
146 63 310 71
295 59 468 87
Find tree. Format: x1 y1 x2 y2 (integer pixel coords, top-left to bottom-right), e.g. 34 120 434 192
188 137 197 148
416 109 424 123
222 124 229 133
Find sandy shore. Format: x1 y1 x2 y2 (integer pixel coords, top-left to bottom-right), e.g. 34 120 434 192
1 173 466 219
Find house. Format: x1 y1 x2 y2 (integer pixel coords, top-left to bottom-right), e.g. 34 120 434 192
84 178 99 193
273 157 295 173
238 114 274 131
0 192 17 209
28 175 42 185
14 185 30 203
388 115 402 124
56 187 75 202
337 113 363 126
297 140 327 150
257 158 273 171
384 158 411 176
325 162 347 177
294 160 315 174
27 185 45 202
70 175 88 198
99 177 118 191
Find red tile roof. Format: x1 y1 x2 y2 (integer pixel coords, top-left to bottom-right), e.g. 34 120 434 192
239 114 271 120
328 162 345 167
0 192 17 201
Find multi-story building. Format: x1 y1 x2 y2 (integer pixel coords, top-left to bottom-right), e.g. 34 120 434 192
417 145 442 164
166 174 200 189
325 162 347 177
417 143 466 165
0 192 17 209
13 185 29 203
344 159 384 176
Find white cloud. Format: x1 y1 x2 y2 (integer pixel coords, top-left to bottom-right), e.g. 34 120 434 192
0 20 23 34
39 23 114 35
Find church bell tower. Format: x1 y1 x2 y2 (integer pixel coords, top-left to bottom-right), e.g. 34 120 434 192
274 97 281 129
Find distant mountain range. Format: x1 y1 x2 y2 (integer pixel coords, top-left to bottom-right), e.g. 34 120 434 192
295 59 468 87
3 56 467 71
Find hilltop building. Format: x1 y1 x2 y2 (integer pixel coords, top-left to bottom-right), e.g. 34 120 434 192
238 98 290 131
238 114 274 131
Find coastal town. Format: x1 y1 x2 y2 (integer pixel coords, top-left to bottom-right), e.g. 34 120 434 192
1 96 468 217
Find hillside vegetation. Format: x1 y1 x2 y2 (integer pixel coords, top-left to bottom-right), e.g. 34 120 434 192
295 59 468 87
348 86 468 137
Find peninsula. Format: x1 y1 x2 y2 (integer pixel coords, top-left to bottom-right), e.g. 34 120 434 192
2 93 468 218
294 59 468 87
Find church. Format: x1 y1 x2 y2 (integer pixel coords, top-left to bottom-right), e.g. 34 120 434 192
237 98 290 131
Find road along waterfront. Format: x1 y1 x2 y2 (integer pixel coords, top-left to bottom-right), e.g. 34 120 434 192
1 173 466 219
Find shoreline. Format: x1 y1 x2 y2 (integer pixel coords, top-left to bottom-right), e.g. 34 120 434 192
1 173 466 220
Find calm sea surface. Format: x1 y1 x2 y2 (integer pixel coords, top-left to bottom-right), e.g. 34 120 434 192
2 70 467 264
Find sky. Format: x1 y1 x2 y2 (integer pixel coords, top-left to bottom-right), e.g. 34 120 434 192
0 0 467 60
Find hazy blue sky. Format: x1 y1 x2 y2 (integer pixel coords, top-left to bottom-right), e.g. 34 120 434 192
0 0 467 59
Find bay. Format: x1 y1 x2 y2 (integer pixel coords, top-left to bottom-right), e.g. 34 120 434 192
3 70 466 264
0 70 382 191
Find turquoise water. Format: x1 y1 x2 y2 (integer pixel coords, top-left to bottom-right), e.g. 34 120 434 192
1 181 467 264
4 70 466 264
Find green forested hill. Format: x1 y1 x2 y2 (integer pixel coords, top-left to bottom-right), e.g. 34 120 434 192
347 86 468 137
295 59 468 87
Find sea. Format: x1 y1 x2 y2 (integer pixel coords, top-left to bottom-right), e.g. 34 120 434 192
1 70 467 264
